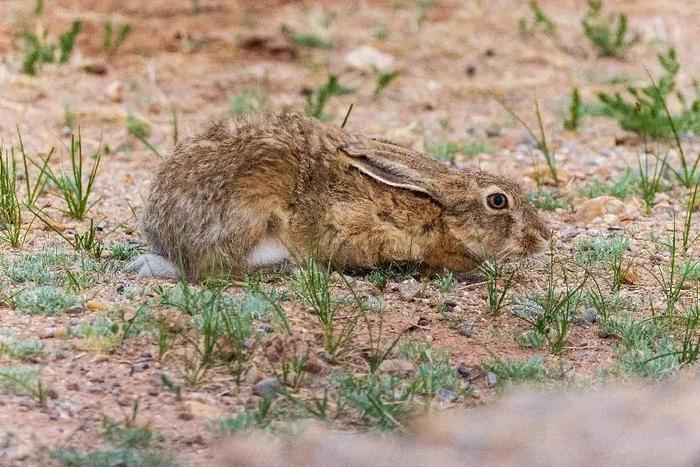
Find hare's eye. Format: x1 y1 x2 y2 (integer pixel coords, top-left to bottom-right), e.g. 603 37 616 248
487 193 508 210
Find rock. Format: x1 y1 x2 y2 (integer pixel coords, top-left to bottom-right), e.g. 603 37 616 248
106 80 124 103
132 362 149 373
524 167 570 186
183 400 222 420
456 363 473 378
621 262 639 285
560 228 583 241
86 300 108 311
39 328 55 339
459 326 473 338
378 358 415 375
442 300 457 311
486 372 498 388
398 278 423 301
437 388 459 404
344 45 396 72
582 308 598 324
254 377 282 399
82 63 108 75
575 196 625 223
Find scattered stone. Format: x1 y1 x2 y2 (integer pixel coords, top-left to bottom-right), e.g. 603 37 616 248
183 400 222 420
344 45 396 72
560 228 583 241
257 324 274 334
132 362 150 373
576 196 625 223
456 363 473 379
486 372 498 388
378 358 415 375
524 166 570 186
465 64 477 77
140 351 153 359
86 300 108 311
417 317 429 327
106 80 124 103
398 278 423 301
82 63 108 75
598 329 612 339
485 127 502 137
39 328 55 339
459 326 473 338
437 388 459 404
254 377 282 399
620 263 639 285
239 34 298 60
66 382 79 391
442 300 457 311
582 308 598 324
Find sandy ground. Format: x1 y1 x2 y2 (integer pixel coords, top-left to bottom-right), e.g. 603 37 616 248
1 0 700 465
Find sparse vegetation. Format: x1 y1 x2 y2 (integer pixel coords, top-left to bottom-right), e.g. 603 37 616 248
581 0 637 58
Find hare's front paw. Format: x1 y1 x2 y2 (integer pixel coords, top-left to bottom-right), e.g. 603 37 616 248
126 253 180 278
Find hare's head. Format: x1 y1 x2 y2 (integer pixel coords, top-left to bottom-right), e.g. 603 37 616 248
341 141 550 263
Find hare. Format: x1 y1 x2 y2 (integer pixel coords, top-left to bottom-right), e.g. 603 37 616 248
128 112 549 280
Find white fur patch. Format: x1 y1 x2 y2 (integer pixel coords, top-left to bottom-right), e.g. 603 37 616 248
246 236 290 267
126 253 180 278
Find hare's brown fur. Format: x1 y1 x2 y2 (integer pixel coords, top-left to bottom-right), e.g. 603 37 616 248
136 112 548 279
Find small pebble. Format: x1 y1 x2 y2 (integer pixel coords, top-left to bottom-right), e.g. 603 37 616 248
417 317 429 327
132 362 150 373
582 308 598 324
459 326 473 338
456 363 473 378
254 377 282 399
486 372 498 388
437 387 459 404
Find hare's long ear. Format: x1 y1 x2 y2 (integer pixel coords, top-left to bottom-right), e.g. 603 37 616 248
339 141 441 201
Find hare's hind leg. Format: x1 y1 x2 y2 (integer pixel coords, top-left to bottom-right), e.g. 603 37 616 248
126 253 180 278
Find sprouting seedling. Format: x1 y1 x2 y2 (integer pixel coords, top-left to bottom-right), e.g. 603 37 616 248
33 131 101 219
373 66 398 96
29 206 104 259
127 114 161 157
305 74 356 121
519 0 557 36
57 20 82 63
581 0 638 58
503 98 559 185
480 258 519 313
636 150 668 213
563 88 581 131
103 21 132 58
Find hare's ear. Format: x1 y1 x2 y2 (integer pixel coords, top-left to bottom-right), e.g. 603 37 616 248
339 143 439 199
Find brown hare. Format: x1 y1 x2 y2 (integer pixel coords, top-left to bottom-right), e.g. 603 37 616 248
128 112 549 280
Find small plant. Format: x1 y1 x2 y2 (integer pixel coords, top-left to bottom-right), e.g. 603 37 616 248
108 243 141 261
432 270 456 293
293 257 363 361
581 0 637 58
305 74 355 121
480 258 518 313
576 234 631 292
13 286 79 315
595 48 700 141
563 88 582 130
37 133 101 219
16 129 52 207
373 66 398 96
218 398 277 432
282 25 335 49
0 366 54 405
482 355 548 386
0 336 43 361
518 1 557 36
505 98 559 185
31 210 104 259
103 21 132 58
415 0 435 27
372 25 389 41
636 152 668 212
581 169 637 199
424 139 467 163
511 257 587 354
18 20 82 75
527 188 564 211
3 250 68 285
230 89 267 116
368 269 389 292
50 448 172 467
127 114 160 157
